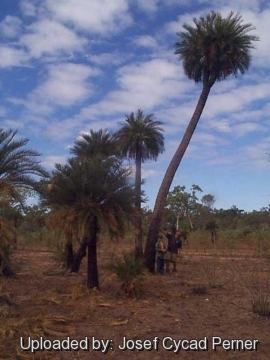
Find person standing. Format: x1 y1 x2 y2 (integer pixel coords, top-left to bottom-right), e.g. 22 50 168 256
162 227 178 273
155 235 167 275
175 229 183 253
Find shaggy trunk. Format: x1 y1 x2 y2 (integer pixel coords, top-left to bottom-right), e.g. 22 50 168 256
145 84 212 272
70 236 88 273
134 146 143 260
87 216 99 289
65 232 74 269
0 248 15 277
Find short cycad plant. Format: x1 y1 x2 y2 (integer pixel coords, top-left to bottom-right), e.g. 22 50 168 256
252 297 270 317
109 252 145 298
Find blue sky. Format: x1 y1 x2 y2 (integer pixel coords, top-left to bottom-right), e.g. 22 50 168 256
0 0 270 211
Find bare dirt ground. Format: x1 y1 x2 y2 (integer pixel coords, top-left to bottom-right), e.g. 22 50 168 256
1 243 270 359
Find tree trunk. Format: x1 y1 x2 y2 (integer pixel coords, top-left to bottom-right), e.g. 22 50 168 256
176 210 183 230
186 209 194 231
70 236 87 273
0 248 15 277
65 232 74 269
87 216 99 289
134 147 143 260
145 84 212 271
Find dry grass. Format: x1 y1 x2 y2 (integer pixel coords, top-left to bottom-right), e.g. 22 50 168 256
1 237 270 359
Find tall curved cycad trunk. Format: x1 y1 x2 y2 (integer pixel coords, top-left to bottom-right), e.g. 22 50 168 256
145 11 258 271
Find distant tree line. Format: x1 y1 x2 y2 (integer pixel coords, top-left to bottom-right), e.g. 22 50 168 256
160 185 270 233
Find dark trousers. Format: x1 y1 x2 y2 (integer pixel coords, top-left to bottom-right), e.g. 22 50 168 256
156 256 164 274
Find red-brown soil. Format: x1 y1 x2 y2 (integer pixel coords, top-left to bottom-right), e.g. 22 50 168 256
1 243 270 359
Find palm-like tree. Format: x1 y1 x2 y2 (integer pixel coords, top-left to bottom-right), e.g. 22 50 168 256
0 128 47 276
46 207 78 269
145 11 258 271
0 179 17 277
114 109 165 259
0 128 48 189
70 129 118 158
45 157 134 289
49 128 120 271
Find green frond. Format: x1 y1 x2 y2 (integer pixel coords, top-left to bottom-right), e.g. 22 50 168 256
0 128 48 190
44 156 134 236
114 109 165 163
175 11 259 85
70 128 119 159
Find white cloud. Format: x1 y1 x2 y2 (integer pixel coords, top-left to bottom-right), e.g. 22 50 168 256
232 109 267 123
155 98 199 131
19 0 39 17
239 8 270 68
40 113 115 141
86 52 125 67
7 63 98 116
211 78 238 94
0 46 28 67
31 63 99 107
20 20 87 58
78 119 122 133
232 122 265 136
242 137 270 169
133 0 190 14
42 155 68 169
133 35 159 48
43 119 79 140
45 0 132 34
9 97 54 117
203 82 270 119
165 11 203 35
1 119 25 130
206 153 241 166
142 168 161 178
197 0 261 11
0 16 22 38
128 164 161 180
207 118 232 134
193 132 226 147
0 107 7 117
134 0 159 13
78 58 193 118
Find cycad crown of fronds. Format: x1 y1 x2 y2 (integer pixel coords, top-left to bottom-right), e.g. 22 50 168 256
71 129 118 158
0 128 48 188
115 109 165 163
46 157 134 235
175 11 259 84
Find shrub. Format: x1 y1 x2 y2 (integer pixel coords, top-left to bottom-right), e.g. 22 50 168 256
192 286 207 295
252 297 270 317
109 252 145 298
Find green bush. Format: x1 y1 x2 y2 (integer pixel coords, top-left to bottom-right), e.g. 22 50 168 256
109 252 145 298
